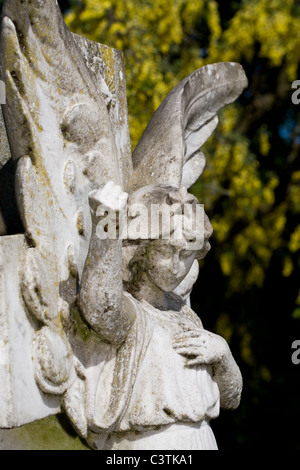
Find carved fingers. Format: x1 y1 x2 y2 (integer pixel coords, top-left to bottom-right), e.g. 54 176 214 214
173 328 230 367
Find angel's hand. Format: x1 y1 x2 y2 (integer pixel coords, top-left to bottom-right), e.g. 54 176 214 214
89 181 128 220
172 328 230 368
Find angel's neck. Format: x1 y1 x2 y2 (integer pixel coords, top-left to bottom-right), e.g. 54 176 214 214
129 273 169 311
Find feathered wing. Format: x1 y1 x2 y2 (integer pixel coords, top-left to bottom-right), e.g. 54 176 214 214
131 62 248 191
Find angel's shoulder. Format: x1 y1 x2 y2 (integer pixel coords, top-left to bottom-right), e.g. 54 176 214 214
181 303 204 329
166 292 203 329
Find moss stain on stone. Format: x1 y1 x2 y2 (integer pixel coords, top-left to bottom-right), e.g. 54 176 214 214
0 415 90 450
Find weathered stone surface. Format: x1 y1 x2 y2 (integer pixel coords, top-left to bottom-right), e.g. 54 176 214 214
174 259 200 304
131 62 248 192
74 35 132 192
0 106 10 167
0 0 132 436
0 0 247 451
0 415 90 450
72 182 242 450
0 236 61 428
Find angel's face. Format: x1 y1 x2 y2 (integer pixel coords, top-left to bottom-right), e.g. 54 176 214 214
125 185 213 291
146 239 200 292
144 197 213 292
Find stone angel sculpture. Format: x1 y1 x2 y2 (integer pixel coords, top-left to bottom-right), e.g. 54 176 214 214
0 0 247 449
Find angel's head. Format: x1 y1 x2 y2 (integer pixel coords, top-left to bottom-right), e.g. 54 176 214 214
122 184 213 293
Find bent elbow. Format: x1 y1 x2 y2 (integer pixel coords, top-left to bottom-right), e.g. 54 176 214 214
78 292 134 346
220 380 243 410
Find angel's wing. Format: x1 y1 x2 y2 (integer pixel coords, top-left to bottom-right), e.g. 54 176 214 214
131 62 248 191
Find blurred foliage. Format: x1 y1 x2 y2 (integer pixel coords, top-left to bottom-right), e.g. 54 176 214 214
1 0 300 450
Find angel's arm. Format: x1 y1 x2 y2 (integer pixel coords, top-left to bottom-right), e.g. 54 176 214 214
212 349 242 410
78 183 135 346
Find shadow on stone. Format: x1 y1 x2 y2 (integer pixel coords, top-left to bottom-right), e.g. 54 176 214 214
0 159 23 235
